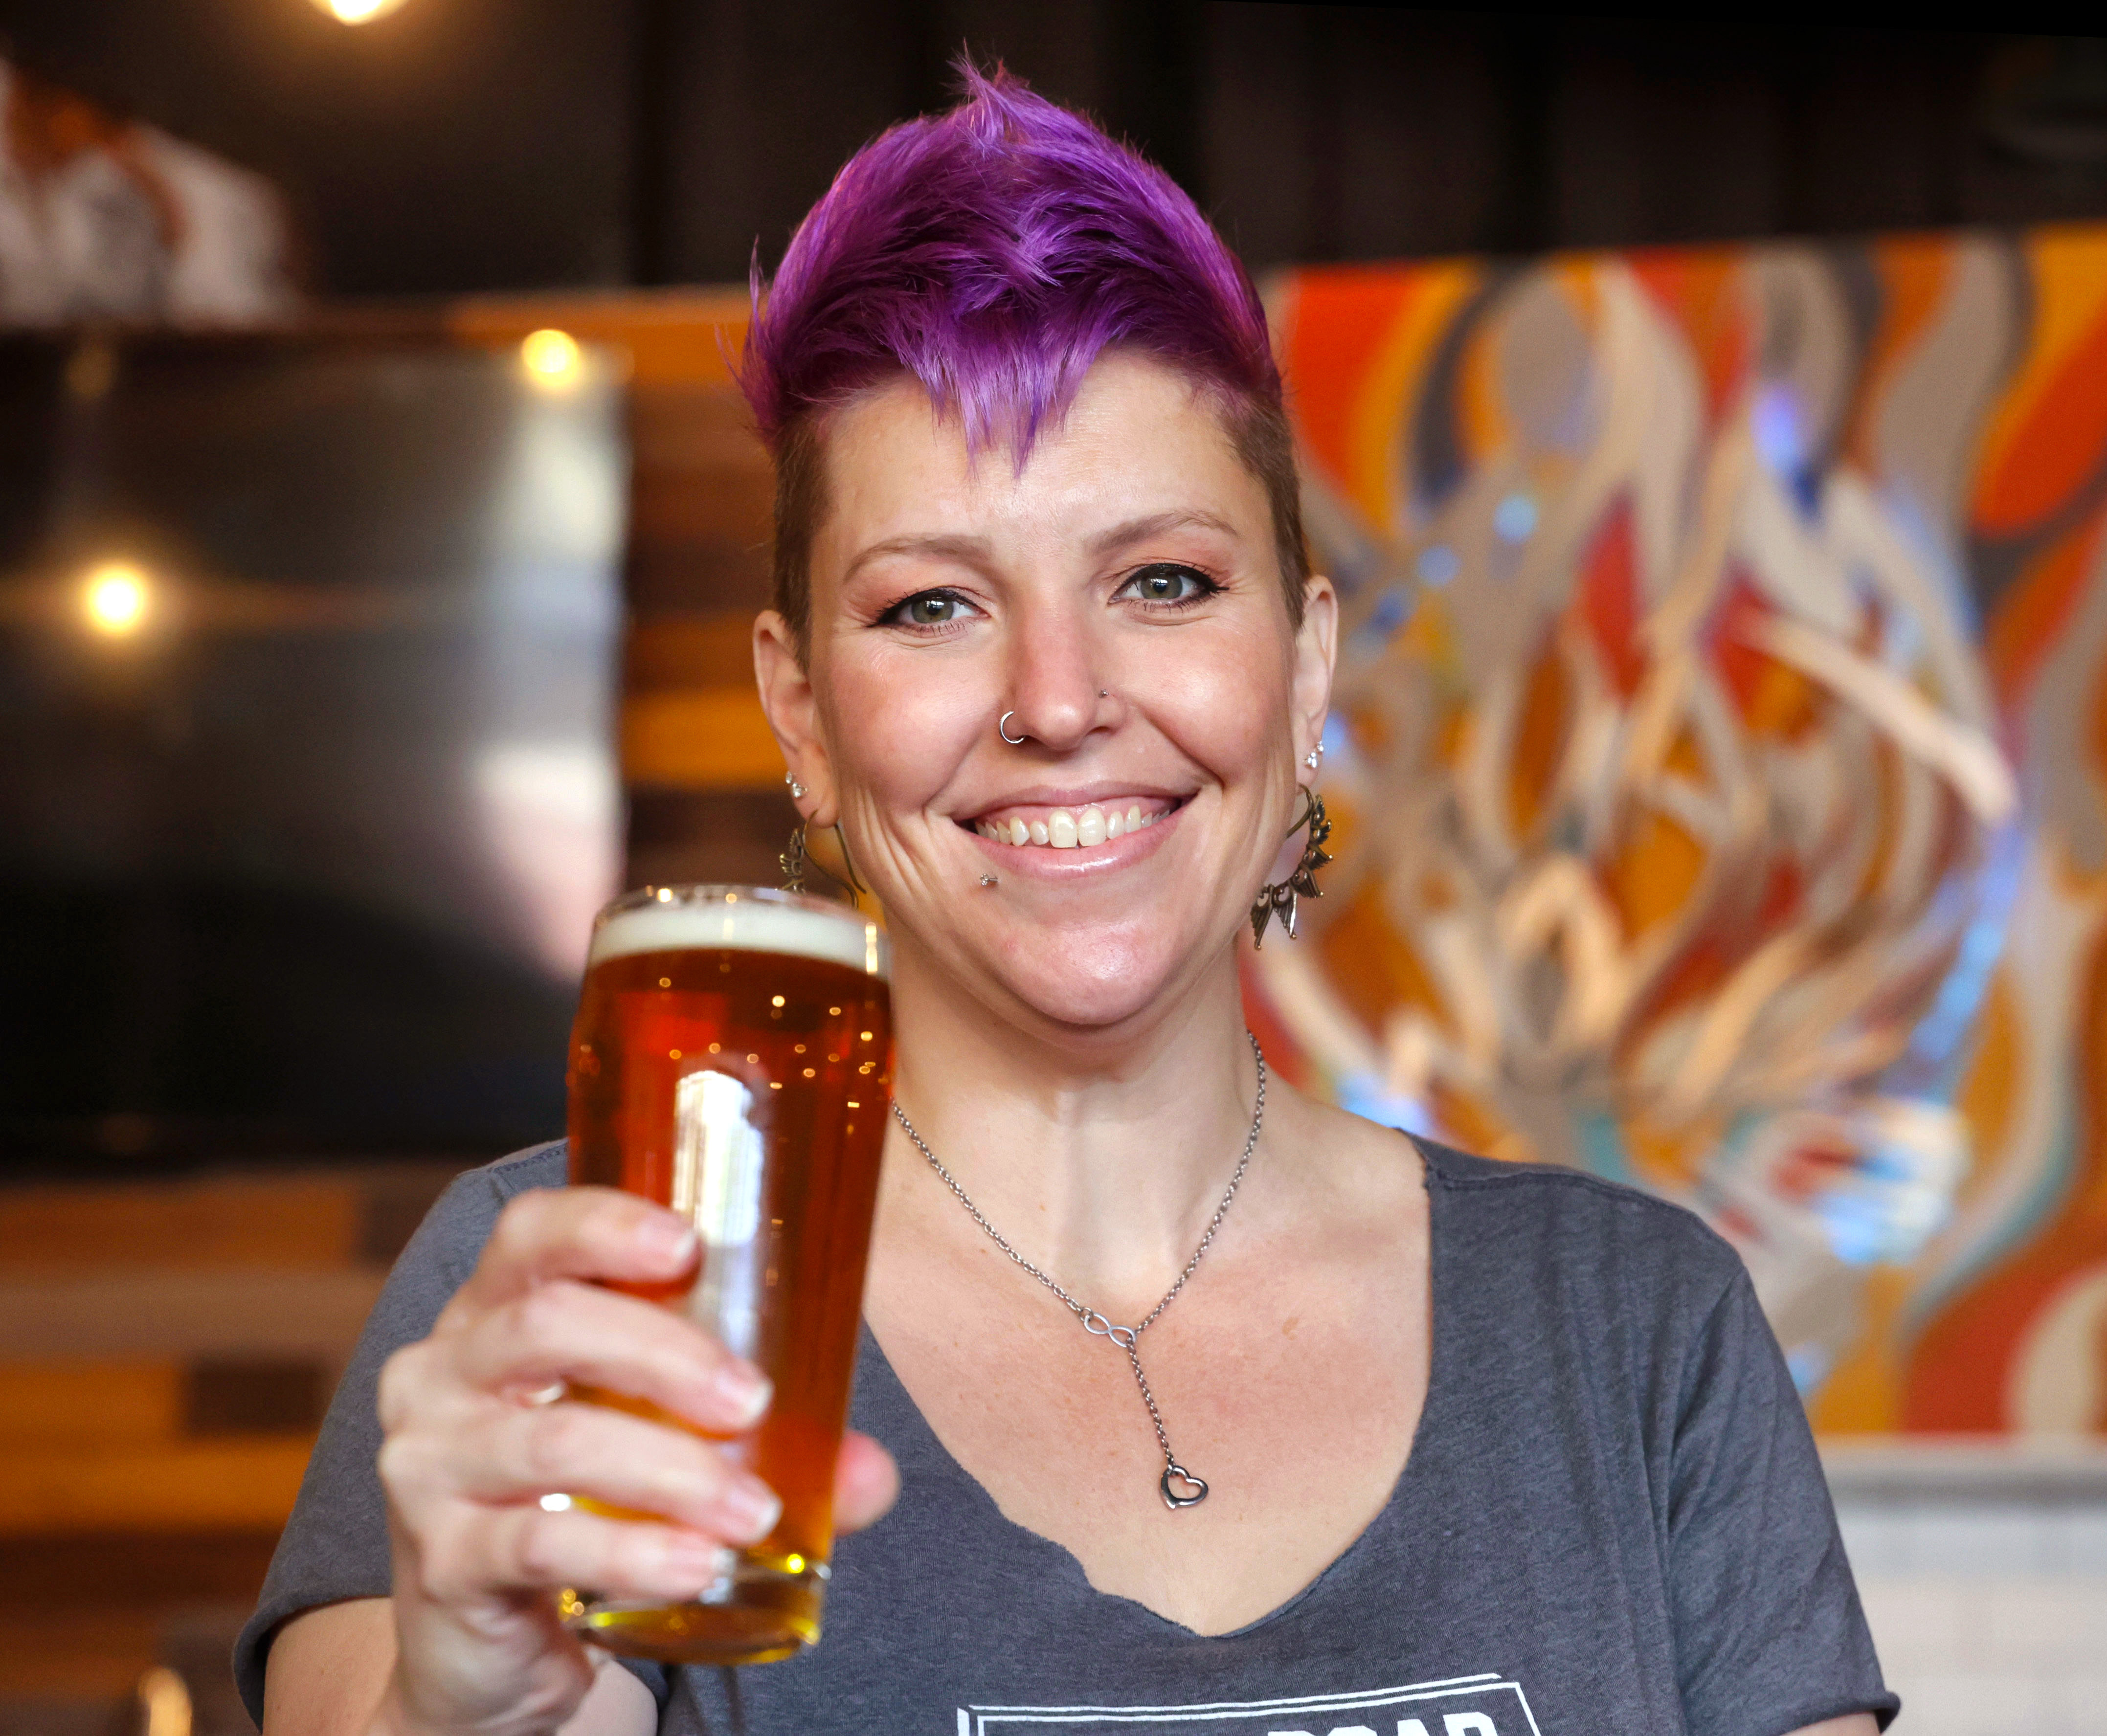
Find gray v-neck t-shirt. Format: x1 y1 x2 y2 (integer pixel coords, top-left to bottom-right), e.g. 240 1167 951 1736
237 1136 1897 1736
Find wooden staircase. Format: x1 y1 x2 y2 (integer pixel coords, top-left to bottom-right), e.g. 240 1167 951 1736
0 1166 458 1736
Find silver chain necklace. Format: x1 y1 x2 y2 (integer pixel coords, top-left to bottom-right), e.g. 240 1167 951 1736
891 1031 1265 1511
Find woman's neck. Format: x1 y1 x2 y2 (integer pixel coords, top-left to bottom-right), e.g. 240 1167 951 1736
880 938 1263 1320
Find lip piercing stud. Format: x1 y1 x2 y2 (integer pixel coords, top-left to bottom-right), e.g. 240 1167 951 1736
980 874 998 887
998 711 1027 745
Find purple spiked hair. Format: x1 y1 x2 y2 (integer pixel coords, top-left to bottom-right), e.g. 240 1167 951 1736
740 61 1307 648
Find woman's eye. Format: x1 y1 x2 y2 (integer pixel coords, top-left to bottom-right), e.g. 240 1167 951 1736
1120 563 1216 605
886 590 976 626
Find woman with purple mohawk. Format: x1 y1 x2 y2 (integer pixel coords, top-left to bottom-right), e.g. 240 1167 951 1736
248 66 1891 1736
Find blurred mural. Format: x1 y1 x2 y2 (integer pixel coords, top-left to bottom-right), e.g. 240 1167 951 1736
1253 229 2107 1436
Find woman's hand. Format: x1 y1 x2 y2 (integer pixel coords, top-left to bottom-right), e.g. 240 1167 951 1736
370 1185 898 1736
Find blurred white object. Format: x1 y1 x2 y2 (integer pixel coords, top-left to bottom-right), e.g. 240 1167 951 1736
0 59 297 326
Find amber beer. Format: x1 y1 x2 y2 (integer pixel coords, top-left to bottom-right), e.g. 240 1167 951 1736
560 885 892 1665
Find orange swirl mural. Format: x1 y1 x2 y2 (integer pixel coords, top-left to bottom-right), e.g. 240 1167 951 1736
1255 230 2107 1436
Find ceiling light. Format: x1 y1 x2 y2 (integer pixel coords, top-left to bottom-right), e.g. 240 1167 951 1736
520 328 583 390
83 561 151 637
314 0 409 23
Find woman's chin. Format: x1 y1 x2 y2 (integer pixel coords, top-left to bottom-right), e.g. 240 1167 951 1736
984 935 1206 1033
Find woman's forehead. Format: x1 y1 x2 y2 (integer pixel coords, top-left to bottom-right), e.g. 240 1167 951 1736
818 355 1264 561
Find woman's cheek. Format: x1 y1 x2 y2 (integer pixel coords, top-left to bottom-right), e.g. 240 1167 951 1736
826 651 983 808
1152 632 1290 771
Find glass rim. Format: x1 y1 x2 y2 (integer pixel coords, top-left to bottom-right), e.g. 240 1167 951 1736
591 882 870 932
588 884 887 976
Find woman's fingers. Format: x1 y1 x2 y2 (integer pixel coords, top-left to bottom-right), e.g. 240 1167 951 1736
832 1430 900 1534
439 1401 781 1542
452 1186 699 1312
416 1505 732 1606
448 1275 770 1433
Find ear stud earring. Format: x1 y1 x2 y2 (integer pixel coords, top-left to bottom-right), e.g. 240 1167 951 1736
785 772 807 800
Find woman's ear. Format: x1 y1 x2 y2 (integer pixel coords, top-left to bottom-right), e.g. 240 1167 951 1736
754 610 838 826
1292 574 1338 766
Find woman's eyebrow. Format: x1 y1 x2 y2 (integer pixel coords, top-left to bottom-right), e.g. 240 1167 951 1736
1086 509 1241 557
841 511 1237 584
841 532 992 586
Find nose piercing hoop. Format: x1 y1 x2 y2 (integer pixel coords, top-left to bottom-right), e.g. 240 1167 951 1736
998 711 1027 745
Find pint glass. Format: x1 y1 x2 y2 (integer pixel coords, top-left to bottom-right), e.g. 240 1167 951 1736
558 885 892 1665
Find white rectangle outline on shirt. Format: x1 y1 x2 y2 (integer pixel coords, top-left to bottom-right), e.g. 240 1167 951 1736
957 1671 1543 1734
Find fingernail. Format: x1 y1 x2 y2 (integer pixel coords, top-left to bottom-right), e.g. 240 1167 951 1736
642 1216 697 1266
717 1475 781 1542
664 1536 734 1580
713 1362 772 1425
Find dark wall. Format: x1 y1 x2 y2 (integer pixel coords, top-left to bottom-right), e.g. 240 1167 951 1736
6 5 2107 296
0 0 640 294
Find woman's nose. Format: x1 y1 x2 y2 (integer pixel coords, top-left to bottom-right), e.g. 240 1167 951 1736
1001 607 1113 752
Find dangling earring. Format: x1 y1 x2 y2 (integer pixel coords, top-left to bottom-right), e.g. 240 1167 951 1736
781 820 872 905
780 822 813 893
1249 787 1332 948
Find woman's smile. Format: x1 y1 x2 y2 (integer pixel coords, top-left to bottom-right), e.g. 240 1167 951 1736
969 795 1176 848
962 792 1186 875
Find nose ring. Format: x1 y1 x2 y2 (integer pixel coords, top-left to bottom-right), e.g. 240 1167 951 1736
998 710 1027 746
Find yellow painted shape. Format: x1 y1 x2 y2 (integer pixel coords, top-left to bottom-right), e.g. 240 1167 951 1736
1456 311 1509 467
1507 636 1570 842
1741 656 1819 739
1807 1265 1914 1435
1317 880 1447 1037
1952 968 2022 1213
1348 262 1481 534
1853 739 1904 906
1662 724 1708 781
1604 808 1708 939
1971 230 2107 506
1431 1082 1531 1164
1622 1111 1722 1196
623 688 786 790
0 1438 314 1533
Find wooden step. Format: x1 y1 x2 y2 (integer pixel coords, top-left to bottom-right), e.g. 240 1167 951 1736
0 1441 315 1535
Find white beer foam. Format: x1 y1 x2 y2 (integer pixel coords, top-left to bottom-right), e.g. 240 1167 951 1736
589 893 887 978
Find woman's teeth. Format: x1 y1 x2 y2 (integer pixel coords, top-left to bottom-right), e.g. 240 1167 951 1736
976 804 1161 848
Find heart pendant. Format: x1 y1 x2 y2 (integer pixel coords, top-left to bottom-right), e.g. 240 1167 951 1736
1160 1462 1209 1509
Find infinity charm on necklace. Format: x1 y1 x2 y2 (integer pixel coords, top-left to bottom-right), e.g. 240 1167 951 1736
1081 1310 1138 1349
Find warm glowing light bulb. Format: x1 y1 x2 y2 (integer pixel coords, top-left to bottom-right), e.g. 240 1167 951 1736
519 328 583 389
83 562 150 636
314 0 408 22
